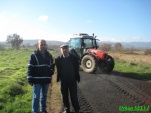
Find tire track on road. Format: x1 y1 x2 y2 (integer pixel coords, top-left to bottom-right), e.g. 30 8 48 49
77 72 151 113
99 74 151 107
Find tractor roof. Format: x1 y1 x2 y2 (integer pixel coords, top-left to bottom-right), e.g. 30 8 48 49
73 33 89 36
71 33 94 39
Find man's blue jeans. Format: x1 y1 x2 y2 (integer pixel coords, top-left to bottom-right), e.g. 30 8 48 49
32 84 49 113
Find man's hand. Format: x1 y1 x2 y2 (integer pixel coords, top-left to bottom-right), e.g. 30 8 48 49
29 83 33 86
57 78 60 82
50 63 55 69
77 79 80 83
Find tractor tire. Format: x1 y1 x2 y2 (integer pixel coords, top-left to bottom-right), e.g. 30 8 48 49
99 55 114 73
81 54 98 73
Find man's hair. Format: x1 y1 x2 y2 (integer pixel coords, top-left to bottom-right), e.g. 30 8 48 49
38 39 46 44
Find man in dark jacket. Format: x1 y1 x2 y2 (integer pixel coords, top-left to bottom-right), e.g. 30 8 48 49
27 39 54 113
55 44 80 113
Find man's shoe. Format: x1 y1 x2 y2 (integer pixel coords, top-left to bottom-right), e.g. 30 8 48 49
75 110 80 113
41 110 48 113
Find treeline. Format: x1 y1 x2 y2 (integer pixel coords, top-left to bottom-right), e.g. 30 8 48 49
1 33 151 54
21 43 60 50
99 43 151 55
0 33 61 50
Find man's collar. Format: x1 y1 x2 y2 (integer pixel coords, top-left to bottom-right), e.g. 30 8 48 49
37 49 46 54
62 54 69 58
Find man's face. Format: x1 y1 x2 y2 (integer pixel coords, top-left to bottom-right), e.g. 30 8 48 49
60 46 69 56
38 40 47 52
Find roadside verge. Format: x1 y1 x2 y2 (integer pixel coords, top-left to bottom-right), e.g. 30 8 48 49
47 72 62 113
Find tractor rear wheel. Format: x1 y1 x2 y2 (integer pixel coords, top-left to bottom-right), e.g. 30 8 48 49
99 55 114 73
81 55 98 73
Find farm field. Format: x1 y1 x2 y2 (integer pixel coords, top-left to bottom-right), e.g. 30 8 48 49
0 48 55 113
0 49 150 113
109 52 151 80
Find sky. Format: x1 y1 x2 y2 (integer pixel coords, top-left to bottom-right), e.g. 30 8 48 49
0 0 151 42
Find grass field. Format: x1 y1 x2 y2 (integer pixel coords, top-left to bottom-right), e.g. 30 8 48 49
0 49 33 113
109 52 151 80
0 48 150 113
0 48 56 113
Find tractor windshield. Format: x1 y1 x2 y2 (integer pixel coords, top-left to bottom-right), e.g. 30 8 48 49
70 38 81 48
83 38 97 48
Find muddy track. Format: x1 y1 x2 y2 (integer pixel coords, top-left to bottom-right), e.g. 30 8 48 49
100 74 151 106
76 72 151 113
68 86 94 113
77 87 94 113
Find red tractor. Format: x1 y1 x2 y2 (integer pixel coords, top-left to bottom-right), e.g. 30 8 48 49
68 33 114 74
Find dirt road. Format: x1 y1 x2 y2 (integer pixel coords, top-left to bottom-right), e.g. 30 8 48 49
76 71 151 113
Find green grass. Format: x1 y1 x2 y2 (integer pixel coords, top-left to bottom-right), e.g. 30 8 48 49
0 48 150 112
114 59 151 80
0 48 55 113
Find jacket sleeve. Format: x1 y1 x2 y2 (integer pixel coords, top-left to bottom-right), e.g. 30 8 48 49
27 54 35 84
73 55 80 82
55 57 60 82
48 53 55 76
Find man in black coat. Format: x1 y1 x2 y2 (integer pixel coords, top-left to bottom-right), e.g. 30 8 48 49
55 44 80 113
27 39 54 113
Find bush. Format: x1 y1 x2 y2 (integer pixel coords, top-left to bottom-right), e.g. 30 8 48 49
144 49 151 55
9 83 24 96
99 43 112 51
1 82 24 96
3 99 31 113
0 95 5 109
0 46 5 50
114 43 125 52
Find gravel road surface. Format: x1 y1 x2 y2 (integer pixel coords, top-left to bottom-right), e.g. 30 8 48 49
74 71 151 113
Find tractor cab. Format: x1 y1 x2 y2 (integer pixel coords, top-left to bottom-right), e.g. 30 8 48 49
68 33 99 59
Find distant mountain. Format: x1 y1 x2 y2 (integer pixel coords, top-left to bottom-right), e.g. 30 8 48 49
122 42 151 49
22 40 65 46
0 41 6 45
99 41 151 49
1 40 151 49
47 40 65 46
22 40 38 45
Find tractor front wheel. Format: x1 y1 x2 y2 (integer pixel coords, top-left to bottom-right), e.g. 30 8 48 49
81 55 98 73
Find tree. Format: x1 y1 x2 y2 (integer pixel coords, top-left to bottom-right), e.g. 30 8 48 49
99 43 112 51
114 42 124 52
6 34 23 50
144 49 151 55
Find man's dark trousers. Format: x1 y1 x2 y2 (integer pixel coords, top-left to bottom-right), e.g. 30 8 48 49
61 80 80 112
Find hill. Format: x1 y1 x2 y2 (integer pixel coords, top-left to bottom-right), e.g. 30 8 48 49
1 40 151 49
99 41 151 49
22 40 65 46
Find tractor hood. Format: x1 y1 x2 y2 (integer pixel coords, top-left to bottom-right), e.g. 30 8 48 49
87 48 108 60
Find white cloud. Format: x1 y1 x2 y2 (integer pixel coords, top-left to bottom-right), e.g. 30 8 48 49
0 12 69 42
38 15 48 22
132 36 141 40
98 37 131 42
0 13 68 42
148 38 151 42
86 20 93 23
